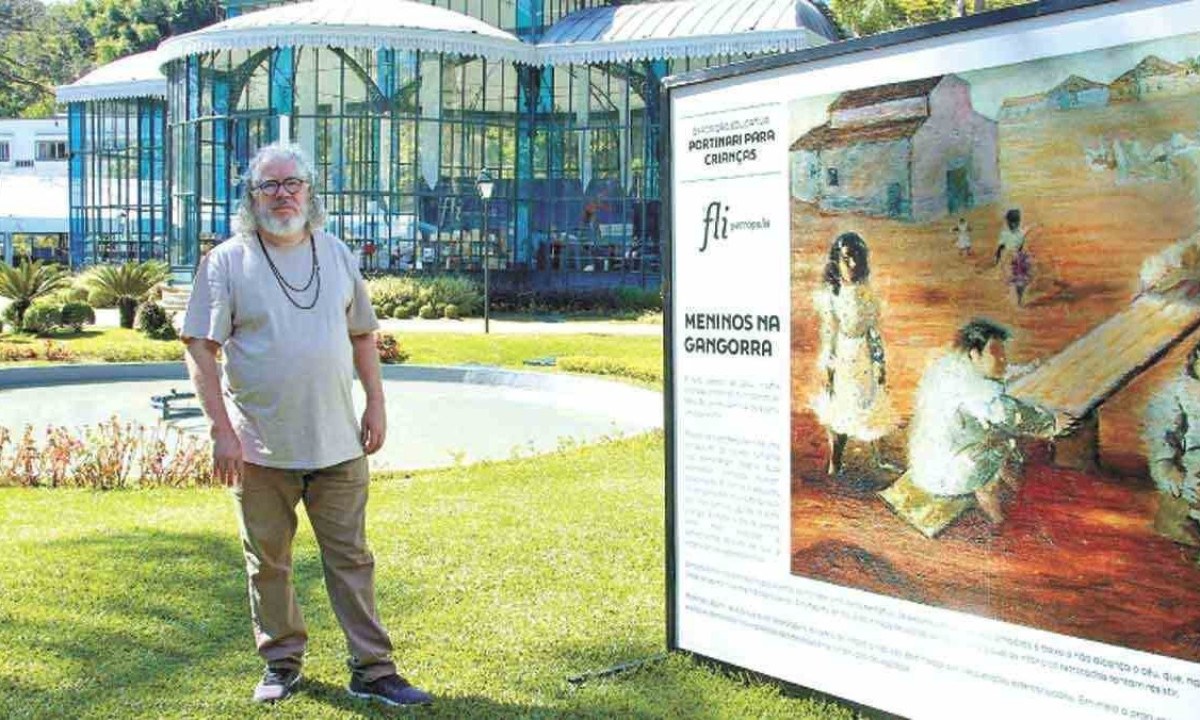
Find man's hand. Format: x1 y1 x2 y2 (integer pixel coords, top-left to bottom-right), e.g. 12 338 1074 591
212 427 243 487
350 331 386 455
361 399 387 455
1053 410 1080 437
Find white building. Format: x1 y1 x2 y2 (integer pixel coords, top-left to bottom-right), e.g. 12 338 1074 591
0 117 70 265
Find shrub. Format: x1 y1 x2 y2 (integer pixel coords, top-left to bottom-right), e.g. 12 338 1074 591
0 340 74 363
612 286 662 312
368 276 422 309
420 275 482 316
136 301 177 340
0 260 71 328
391 304 415 319
60 301 96 332
368 275 482 318
82 261 169 328
489 286 663 315
417 303 438 319
0 420 215 489
43 340 74 362
0 343 38 362
557 355 663 385
21 302 61 335
1 302 18 330
94 343 185 363
47 285 90 305
375 333 409 364
443 303 461 320
87 287 117 308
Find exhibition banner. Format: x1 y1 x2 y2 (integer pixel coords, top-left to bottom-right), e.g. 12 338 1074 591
664 1 1200 717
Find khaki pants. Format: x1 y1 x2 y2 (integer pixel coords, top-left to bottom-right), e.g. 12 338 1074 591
233 455 396 681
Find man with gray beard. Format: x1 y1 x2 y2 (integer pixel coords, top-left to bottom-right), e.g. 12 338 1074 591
182 143 431 707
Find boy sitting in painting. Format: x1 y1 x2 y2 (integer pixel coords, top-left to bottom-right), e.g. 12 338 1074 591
906 319 1067 523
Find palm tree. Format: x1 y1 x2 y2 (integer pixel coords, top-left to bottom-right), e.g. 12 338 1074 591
82 261 170 329
0 261 71 329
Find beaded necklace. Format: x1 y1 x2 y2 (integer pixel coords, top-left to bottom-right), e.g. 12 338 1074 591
256 230 321 310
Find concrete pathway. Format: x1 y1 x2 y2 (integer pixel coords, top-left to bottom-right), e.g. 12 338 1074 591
0 364 663 472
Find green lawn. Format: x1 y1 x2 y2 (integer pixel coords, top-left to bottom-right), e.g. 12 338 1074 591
400 333 663 384
0 434 860 719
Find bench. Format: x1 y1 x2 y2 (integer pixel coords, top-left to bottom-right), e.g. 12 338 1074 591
1009 294 1200 471
150 388 200 420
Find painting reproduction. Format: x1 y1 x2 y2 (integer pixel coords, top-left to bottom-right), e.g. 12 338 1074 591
790 33 1200 662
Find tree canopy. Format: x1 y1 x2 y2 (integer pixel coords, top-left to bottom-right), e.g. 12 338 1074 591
825 0 1032 39
0 0 220 118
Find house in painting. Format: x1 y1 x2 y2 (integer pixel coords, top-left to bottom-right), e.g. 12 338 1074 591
996 91 1047 120
1110 55 1200 100
1046 75 1110 110
789 74 999 222
999 75 1108 119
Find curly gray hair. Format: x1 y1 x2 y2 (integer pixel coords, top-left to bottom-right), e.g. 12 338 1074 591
233 142 327 236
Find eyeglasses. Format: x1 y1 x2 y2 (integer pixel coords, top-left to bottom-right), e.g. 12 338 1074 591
253 177 308 196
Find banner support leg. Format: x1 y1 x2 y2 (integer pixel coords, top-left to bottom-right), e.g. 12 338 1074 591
566 652 670 687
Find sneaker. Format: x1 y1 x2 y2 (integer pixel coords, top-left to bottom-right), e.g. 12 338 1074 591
253 666 301 704
348 673 433 707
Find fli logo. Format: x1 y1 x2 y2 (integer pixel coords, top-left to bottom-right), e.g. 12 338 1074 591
699 201 728 252
698 200 770 253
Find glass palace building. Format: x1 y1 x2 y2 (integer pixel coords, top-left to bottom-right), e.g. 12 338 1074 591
56 50 169 266
57 0 836 285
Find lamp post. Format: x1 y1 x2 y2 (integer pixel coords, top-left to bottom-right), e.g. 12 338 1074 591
475 167 495 334
119 211 131 262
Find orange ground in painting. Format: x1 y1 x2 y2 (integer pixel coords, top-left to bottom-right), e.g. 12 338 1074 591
789 94 1200 661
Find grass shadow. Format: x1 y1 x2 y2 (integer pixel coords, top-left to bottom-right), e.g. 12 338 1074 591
0 530 246 715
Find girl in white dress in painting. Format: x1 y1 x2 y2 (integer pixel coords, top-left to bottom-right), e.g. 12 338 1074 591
811 232 896 476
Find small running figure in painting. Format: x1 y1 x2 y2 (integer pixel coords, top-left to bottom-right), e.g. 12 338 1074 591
952 217 972 257
994 208 1037 307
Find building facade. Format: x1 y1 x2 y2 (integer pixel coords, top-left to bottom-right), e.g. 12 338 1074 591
0 117 70 266
60 0 837 286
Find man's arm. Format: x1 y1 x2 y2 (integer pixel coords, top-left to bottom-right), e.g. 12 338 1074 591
351 332 386 454
988 393 1059 439
184 338 242 486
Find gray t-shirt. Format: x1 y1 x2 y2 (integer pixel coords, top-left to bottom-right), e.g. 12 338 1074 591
182 230 380 470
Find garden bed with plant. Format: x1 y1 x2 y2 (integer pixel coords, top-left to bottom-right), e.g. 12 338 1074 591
0 259 181 361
